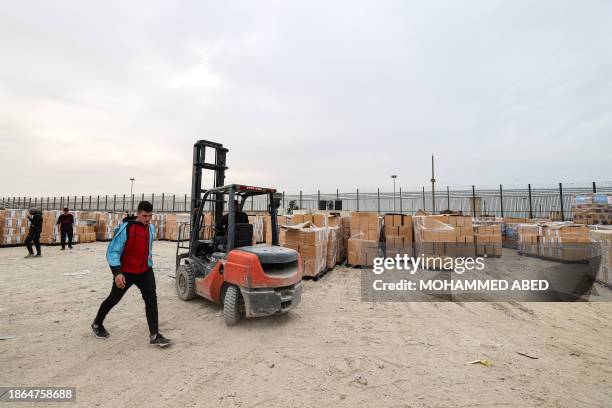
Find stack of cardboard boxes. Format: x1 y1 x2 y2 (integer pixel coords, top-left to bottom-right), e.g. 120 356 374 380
347 212 380 266
248 214 265 245
572 194 612 225
0 209 29 245
96 212 124 241
517 224 540 255
474 223 502 257
265 215 291 245
164 213 192 241
283 221 328 277
589 229 612 287
413 215 475 259
538 223 591 261
383 214 413 257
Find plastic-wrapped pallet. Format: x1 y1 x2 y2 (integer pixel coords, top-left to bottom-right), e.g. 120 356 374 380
474 222 502 257
164 213 192 241
413 215 474 261
96 212 124 241
347 212 380 266
573 194 612 225
326 226 340 268
383 214 413 258
517 224 539 255
538 223 591 261
1 209 30 245
248 214 265 244
77 212 98 243
151 213 166 240
265 215 291 245
282 221 327 277
40 210 58 244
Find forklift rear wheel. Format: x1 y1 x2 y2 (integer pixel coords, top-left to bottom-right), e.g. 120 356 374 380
176 264 196 300
223 285 245 326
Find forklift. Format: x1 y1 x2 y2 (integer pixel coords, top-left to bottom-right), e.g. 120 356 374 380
175 140 302 325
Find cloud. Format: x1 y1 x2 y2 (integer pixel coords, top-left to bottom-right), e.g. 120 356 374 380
0 0 611 196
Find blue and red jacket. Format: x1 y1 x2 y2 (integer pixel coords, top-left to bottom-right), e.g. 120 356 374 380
106 220 155 276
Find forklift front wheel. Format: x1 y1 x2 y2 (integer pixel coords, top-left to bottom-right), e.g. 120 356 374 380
223 285 245 326
176 264 196 301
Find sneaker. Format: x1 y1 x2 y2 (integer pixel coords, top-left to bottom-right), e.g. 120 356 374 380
91 323 110 339
149 333 171 347
24 254 34 258
61 247 65 251
35 254 42 257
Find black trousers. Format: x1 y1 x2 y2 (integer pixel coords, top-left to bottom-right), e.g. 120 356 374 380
60 227 73 249
25 231 41 255
94 269 159 335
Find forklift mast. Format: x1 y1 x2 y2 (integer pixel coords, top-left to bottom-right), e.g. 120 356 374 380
191 140 228 232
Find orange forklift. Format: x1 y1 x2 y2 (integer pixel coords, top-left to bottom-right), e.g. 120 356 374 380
175 140 302 325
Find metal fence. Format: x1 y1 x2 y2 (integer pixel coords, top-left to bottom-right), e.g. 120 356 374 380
3 181 611 220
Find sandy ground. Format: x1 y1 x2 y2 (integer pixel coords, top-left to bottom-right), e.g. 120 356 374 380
1 241 612 408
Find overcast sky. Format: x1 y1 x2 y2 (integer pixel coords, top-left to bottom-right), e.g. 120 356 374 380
1 0 611 196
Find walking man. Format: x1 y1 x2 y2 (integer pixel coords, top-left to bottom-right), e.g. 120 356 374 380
24 208 43 258
91 201 170 347
57 207 74 250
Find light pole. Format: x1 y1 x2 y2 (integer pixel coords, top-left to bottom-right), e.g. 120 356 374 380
130 178 135 212
391 175 397 212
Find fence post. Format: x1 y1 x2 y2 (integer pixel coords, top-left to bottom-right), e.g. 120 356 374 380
317 190 320 209
74 196 77 209
161 193 165 212
34 197 38 208
559 182 565 221
251 196 254 211
130 194 134 212
499 184 504 217
336 189 339 202
28 197 32 208
96 195 100 210
356 188 359 211
593 181 597 193
184 194 187 212
422 187 426 211
80 196 83 210
299 190 303 209
528 184 533 219
172 194 176 212
65 196 68 209
46 197 49 210
113 195 116 212
399 187 403 214
377 188 380 214
471 185 476 217
105 195 108 210
151 193 155 210
282 191 285 209
447 186 450 211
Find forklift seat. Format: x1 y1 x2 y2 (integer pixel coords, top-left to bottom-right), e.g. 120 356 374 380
234 223 253 248
214 223 253 252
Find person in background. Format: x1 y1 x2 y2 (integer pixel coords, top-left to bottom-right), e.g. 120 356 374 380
57 207 74 250
24 208 43 258
91 201 170 347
